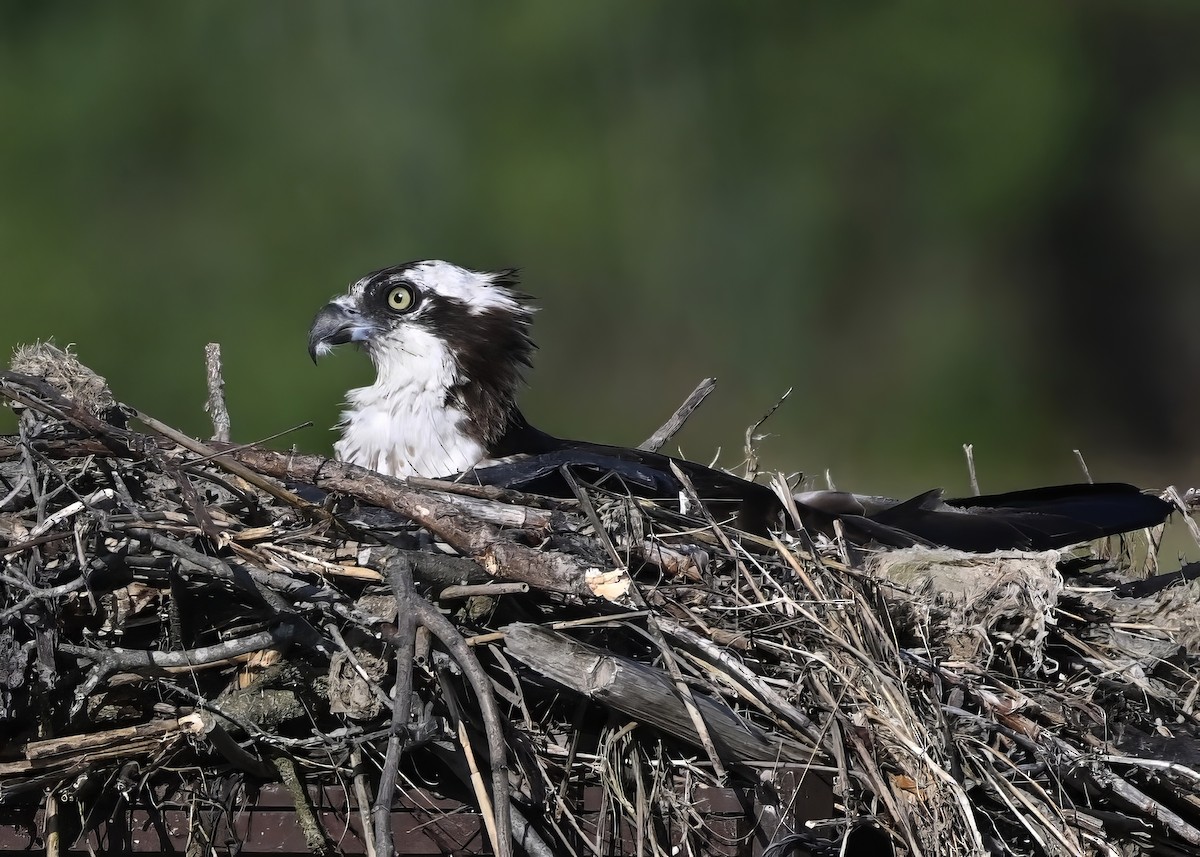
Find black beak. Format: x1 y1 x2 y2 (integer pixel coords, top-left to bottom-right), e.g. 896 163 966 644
307 302 373 363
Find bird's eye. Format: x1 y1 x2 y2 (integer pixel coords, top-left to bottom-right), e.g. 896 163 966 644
386 284 416 312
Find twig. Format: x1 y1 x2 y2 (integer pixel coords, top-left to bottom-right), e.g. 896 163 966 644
373 553 419 857
273 750 332 855
0 473 29 509
222 446 601 599
658 615 822 746
193 718 278 778
743 387 791 480
132 408 329 521
185 422 315 467
639 377 716 452
439 582 529 600
1073 449 1093 483
1166 486 1200 548
60 623 298 716
457 717 498 847
351 746 376 857
0 573 87 620
204 343 231 443
410 597 513 857
963 443 980 495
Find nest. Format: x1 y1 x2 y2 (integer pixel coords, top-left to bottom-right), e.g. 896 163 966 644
2 344 1199 857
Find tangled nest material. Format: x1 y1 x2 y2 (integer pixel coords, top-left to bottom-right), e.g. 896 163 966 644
2 343 1200 857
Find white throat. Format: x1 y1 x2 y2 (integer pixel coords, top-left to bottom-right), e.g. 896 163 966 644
333 327 486 478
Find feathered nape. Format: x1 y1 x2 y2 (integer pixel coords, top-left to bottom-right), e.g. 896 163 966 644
419 270 537 450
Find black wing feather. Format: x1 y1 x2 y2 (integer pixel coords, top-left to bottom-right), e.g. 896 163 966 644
472 414 1172 550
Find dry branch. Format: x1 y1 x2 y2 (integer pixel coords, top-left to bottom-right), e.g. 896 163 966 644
640 376 717 453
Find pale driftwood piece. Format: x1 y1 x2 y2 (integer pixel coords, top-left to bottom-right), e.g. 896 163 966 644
204 343 231 443
345 487 555 530
639 376 716 452
480 541 627 601
502 623 811 763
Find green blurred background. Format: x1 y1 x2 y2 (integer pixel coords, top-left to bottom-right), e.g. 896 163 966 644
2 2 1198 500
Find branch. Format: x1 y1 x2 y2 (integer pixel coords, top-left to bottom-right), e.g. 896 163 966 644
224 447 609 600
60 623 297 716
204 343 231 443
372 553 420 857
639 377 716 452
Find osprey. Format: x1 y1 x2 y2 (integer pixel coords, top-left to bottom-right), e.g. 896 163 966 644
308 260 1172 551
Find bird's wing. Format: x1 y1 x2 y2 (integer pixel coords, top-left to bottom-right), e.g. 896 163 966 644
465 439 1172 551
465 438 781 532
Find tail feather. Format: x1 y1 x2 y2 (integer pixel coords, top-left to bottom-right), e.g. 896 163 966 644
886 483 1172 551
468 443 1172 552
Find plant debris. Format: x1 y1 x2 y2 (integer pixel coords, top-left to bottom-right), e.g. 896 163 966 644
1 345 1197 856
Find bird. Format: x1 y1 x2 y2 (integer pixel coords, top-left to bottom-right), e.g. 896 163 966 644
308 260 1172 551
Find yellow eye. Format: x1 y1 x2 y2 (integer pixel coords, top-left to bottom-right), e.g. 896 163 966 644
386 284 415 312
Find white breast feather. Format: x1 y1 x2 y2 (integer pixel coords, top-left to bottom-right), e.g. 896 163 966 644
332 327 486 478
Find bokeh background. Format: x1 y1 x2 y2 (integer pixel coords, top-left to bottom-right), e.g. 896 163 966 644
2 2 1198 503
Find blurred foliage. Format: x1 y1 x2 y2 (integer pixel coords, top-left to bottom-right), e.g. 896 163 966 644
2 2 1198 497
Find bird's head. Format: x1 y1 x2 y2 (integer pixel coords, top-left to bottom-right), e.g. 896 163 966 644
309 260 537 447
308 260 532 362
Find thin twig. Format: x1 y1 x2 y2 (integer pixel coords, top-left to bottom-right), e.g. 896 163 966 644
743 387 791 480
639 377 716 452
963 443 980 495
1073 449 1093 483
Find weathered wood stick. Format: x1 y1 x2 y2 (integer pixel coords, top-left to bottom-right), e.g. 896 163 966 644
502 623 811 763
204 343 231 443
639 377 717 453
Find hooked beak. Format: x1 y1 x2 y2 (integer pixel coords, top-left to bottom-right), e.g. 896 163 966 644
307 301 378 363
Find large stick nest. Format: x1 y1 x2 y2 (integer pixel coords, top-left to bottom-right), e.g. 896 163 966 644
2 344 1199 857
